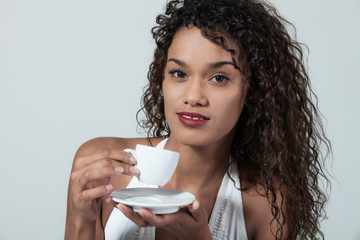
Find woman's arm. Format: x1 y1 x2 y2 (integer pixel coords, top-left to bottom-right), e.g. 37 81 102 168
64 137 143 239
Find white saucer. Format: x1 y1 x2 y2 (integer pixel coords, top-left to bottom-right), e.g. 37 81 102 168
110 188 196 214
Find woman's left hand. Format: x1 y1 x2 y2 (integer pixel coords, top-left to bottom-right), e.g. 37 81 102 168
109 199 212 240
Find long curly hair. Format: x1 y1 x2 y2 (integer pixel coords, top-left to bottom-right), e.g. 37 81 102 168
137 0 331 239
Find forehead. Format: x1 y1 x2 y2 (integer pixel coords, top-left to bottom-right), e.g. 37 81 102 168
168 27 240 61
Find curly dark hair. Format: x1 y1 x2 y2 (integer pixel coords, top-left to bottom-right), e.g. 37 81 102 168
137 0 331 239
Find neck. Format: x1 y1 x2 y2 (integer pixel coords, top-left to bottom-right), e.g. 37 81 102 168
163 135 232 192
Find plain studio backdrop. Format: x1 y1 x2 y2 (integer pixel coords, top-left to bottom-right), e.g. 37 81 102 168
0 0 359 239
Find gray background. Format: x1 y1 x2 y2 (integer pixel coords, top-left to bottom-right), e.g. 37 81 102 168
0 0 359 239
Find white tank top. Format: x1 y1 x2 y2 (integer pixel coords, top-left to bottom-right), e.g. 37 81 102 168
104 139 248 240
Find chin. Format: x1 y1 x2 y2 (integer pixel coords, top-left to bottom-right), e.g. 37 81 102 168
170 130 234 149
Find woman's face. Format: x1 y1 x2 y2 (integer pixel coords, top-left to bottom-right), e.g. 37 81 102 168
163 27 247 147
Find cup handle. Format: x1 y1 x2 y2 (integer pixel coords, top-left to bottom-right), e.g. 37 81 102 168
123 149 140 179
123 148 136 159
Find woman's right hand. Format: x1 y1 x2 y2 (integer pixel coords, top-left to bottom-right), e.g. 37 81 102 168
67 146 139 224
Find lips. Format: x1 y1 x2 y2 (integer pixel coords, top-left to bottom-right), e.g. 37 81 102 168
177 112 210 127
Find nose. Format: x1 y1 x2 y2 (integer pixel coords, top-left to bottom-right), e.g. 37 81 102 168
183 78 209 107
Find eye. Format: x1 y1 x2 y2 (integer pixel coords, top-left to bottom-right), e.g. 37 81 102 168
169 69 187 79
211 75 229 83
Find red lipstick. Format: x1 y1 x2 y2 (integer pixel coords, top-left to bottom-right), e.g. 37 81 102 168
177 112 210 127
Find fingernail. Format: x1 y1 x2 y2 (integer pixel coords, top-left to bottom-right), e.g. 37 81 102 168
117 204 124 212
130 166 139 175
138 209 144 216
105 184 113 191
193 200 199 210
129 154 137 165
114 167 124 174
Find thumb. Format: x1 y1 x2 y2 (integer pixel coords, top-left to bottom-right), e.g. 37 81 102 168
188 200 205 221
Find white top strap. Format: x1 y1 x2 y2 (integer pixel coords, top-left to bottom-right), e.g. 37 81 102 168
155 138 168 149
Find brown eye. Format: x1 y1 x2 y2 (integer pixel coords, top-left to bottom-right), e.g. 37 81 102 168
169 70 186 78
211 75 229 83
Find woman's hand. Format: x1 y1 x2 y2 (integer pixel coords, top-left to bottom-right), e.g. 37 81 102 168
113 200 212 240
67 147 138 224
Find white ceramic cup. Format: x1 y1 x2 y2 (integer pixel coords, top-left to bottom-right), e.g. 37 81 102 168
124 144 180 186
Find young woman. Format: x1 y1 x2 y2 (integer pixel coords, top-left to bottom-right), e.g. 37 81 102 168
65 0 331 239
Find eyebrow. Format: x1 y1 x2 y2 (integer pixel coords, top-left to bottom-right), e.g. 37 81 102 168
168 58 187 67
167 58 234 69
209 61 234 68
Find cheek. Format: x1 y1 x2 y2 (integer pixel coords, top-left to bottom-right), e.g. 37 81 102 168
163 78 184 104
216 92 245 126
163 82 179 118
222 101 243 122
162 80 175 101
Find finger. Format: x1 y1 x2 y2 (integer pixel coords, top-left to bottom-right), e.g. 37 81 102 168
82 153 138 176
98 149 137 165
116 204 152 227
79 184 113 202
79 166 123 187
80 156 138 177
105 197 118 206
137 208 168 227
77 155 137 180
86 159 138 177
75 149 115 168
188 200 204 221
76 148 137 169
120 163 140 176
84 157 138 176
72 165 121 195
91 177 112 188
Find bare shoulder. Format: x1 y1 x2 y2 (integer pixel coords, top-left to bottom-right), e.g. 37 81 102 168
75 136 164 158
242 176 291 239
